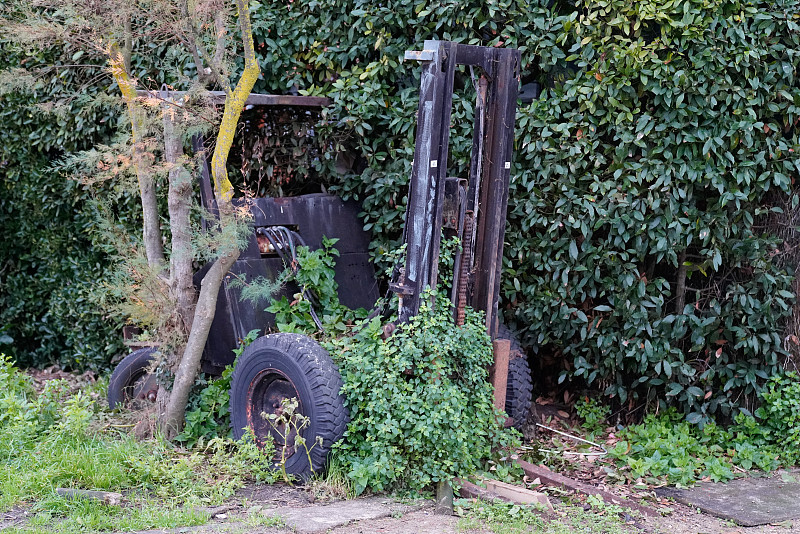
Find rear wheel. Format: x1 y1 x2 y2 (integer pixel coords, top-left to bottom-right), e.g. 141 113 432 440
108 348 158 410
229 333 348 480
496 325 533 428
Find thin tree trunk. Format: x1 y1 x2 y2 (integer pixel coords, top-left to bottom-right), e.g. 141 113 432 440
163 105 196 335
159 0 260 439
160 248 238 439
108 45 165 268
675 250 687 314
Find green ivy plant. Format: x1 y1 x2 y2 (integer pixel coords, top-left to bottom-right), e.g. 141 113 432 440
329 294 515 495
268 237 368 336
575 396 610 437
609 408 781 486
607 370 800 485
268 241 517 494
176 329 260 448
755 371 800 466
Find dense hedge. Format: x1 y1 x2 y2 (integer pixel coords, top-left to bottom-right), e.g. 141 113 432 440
0 40 127 371
244 0 800 421
4 0 798 419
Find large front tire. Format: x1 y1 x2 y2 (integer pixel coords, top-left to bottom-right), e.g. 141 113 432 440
229 333 348 480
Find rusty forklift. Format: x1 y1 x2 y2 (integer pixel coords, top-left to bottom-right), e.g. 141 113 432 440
108 40 533 478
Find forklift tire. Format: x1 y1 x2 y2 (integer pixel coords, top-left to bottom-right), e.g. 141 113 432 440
496 325 533 429
108 347 158 410
230 333 348 480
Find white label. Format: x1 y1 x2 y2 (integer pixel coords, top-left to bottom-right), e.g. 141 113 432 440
504 161 511 169
431 160 438 168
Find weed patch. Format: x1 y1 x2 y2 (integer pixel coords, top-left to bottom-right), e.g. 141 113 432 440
266 240 519 494
608 408 782 485
0 354 278 532
455 498 630 534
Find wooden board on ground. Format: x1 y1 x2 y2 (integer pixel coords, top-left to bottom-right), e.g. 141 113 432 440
456 478 553 512
515 459 660 518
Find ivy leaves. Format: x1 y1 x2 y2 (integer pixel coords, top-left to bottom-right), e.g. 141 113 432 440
330 296 513 494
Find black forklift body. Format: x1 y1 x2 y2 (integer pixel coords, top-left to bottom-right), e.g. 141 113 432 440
200 193 378 375
112 43 529 475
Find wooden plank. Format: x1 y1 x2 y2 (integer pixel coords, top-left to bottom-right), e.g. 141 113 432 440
479 478 553 511
515 459 660 517
456 479 506 502
56 488 123 505
457 479 553 512
491 338 510 411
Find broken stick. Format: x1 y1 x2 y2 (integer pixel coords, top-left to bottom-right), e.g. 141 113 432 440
55 488 123 505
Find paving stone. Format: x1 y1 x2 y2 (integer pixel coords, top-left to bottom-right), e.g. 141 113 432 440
656 471 800 526
261 496 427 533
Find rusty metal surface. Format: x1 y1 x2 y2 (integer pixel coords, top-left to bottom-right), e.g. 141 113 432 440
442 177 467 231
455 213 474 326
395 40 520 340
469 48 520 339
491 339 510 412
191 135 217 229
397 40 457 323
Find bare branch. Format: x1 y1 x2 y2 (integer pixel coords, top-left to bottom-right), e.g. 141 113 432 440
122 12 132 75
212 10 227 74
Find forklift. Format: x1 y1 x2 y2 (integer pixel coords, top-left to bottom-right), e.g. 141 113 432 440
108 40 532 479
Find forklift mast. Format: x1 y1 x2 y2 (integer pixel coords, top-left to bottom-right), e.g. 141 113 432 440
392 40 520 339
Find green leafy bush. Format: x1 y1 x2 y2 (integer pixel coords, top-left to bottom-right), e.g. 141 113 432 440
608 369 800 485
609 408 780 485
243 0 800 420
268 241 516 494
0 37 127 371
177 329 260 448
755 371 800 465
268 237 368 335
575 396 610 437
330 295 514 494
6 0 798 414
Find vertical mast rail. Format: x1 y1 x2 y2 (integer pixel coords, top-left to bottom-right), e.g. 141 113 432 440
397 41 520 336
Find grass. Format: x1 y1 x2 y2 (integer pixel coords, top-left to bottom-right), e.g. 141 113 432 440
455 498 634 534
0 356 281 533
307 453 355 502
0 422 220 533
4 498 209 534
0 429 161 508
243 512 287 528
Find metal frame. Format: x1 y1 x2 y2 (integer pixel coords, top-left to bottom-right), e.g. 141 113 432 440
394 40 520 339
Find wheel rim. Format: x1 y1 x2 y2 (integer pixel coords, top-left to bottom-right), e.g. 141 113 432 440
247 369 303 459
121 370 158 408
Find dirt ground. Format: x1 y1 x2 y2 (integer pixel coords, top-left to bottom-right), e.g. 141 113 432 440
138 486 800 534
5 450 800 533
137 478 800 534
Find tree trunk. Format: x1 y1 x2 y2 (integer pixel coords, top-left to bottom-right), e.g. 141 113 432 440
158 0 260 439
160 246 239 439
108 45 165 269
163 104 196 335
